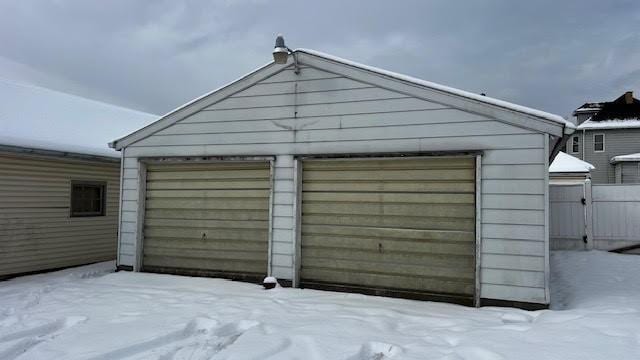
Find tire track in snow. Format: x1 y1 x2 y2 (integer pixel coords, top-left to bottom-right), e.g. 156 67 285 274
0 316 86 360
85 318 260 360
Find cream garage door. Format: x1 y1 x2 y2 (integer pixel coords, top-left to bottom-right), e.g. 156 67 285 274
301 157 476 303
142 161 271 281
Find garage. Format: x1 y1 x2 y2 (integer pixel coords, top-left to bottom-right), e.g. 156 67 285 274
141 161 271 281
300 156 477 303
112 46 575 308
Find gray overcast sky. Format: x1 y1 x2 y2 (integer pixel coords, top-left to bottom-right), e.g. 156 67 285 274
1 0 639 117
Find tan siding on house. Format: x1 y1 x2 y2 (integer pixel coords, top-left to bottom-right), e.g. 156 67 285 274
0 152 119 277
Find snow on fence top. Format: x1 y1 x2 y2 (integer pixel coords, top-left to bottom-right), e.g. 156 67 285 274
550 152 595 173
0 78 157 158
296 49 575 129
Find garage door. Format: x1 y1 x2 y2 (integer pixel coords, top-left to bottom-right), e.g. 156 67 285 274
142 161 271 281
300 157 476 303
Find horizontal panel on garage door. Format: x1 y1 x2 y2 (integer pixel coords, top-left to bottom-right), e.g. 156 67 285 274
143 161 271 281
300 156 476 302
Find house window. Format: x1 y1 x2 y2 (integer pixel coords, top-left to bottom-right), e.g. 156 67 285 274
594 134 605 152
570 135 580 154
71 182 106 217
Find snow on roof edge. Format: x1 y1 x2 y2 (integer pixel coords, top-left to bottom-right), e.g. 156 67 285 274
549 152 595 173
110 61 274 148
113 47 574 149
577 118 640 130
295 48 574 129
611 153 640 163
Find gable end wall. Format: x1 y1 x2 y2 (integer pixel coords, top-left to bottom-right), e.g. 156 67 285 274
117 65 550 304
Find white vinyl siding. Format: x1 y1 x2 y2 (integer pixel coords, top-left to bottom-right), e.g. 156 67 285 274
118 65 549 304
0 152 119 277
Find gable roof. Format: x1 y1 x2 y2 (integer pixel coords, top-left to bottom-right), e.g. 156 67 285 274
0 78 157 158
591 92 640 121
111 49 573 150
575 92 640 130
549 152 595 173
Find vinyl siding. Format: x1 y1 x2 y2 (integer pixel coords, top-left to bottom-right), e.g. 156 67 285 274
620 162 640 183
578 129 640 183
119 65 549 304
0 152 119 277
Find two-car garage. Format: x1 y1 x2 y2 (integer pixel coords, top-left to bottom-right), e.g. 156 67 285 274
138 156 477 304
113 48 572 307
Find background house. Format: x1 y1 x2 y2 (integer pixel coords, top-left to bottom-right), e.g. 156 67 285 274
0 78 156 279
565 91 640 183
110 46 575 309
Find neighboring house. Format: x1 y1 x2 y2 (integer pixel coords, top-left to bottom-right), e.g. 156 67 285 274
565 91 640 183
110 44 575 309
610 153 640 183
549 152 595 185
0 78 156 279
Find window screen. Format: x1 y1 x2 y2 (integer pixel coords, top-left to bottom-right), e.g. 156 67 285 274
71 182 106 217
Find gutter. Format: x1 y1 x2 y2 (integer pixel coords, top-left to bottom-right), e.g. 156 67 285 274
0 144 120 163
549 124 576 162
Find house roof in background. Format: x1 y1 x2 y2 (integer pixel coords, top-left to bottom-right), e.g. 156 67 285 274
573 102 604 115
0 78 157 158
610 153 640 164
591 92 640 121
575 92 640 130
577 118 640 130
550 152 595 173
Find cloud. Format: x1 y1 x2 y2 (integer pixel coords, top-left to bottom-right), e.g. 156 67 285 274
0 0 638 116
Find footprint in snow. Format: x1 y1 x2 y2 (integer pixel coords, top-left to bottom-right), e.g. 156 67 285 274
349 341 401 360
452 346 504 360
500 312 533 324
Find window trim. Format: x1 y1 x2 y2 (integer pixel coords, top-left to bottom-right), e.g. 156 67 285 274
593 133 605 152
70 181 107 217
569 135 580 154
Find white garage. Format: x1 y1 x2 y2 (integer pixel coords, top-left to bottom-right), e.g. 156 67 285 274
111 42 575 308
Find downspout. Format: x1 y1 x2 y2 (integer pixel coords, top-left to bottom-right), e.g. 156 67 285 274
549 124 575 162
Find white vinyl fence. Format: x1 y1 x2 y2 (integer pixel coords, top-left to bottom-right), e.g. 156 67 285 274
550 182 640 251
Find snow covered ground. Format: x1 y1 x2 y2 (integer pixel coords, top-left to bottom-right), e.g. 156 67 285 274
1 251 639 359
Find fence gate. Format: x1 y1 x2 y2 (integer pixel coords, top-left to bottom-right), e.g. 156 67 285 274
550 182 640 251
549 184 589 250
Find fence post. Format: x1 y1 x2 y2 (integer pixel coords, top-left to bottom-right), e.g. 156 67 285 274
584 179 594 250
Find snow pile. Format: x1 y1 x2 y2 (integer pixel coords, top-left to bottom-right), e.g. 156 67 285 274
549 152 595 173
1 252 639 359
0 78 157 158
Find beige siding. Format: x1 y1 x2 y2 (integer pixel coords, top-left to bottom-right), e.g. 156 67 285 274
0 152 119 277
142 162 270 279
119 64 549 304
